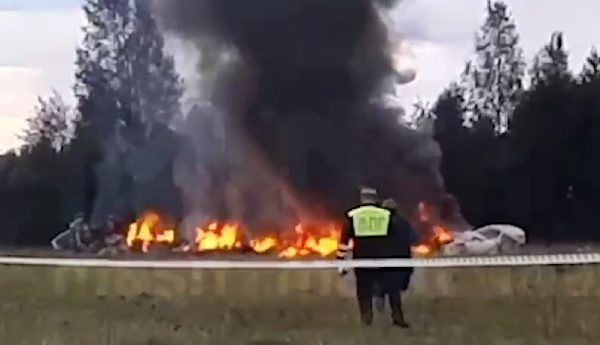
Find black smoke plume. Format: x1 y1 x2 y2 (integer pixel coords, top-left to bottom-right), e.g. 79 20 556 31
156 0 445 221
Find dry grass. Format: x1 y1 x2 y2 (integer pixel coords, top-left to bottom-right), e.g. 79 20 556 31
1 265 600 344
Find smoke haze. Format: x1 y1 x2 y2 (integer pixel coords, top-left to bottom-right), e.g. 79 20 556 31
155 0 445 224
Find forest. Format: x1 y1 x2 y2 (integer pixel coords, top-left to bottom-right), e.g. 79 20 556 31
1 0 599 246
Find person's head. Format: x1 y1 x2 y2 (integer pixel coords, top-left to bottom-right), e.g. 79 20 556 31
382 198 397 209
359 186 379 204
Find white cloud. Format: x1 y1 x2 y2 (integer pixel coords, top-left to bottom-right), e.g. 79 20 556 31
395 39 469 108
0 116 26 153
506 0 600 69
0 8 83 152
0 67 47 116
0 9 83 93
394 0 600 113
0 67 48 152
1 1 600 152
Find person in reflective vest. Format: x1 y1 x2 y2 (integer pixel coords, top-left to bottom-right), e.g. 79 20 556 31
337 187 412 328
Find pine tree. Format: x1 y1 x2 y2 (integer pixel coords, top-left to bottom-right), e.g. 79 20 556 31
409 100 435 134
530 32 570 86
510 32 579 240
74 0 183 145
21 91 71 151
69 0 184 223
123 0 184 130
433 83 466 137
460 0 526 133
579 47 600 84
74 0 133 143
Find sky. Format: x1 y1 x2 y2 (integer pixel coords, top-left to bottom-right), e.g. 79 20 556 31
1 0 599 153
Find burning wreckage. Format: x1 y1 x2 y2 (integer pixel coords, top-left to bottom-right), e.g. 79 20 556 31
52 0 525 258
51 199 524 257
51 201 458 258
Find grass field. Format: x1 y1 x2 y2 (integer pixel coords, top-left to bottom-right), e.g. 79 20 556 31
1 264 600 345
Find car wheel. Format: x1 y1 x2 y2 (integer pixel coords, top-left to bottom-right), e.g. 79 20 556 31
499 238 518 254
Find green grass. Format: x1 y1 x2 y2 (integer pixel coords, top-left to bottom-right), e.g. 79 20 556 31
1 265 600 344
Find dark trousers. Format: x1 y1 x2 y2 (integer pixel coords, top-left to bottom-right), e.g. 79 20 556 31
355 269 405 323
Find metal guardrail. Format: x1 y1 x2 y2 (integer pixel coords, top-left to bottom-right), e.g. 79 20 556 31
1 253 600 269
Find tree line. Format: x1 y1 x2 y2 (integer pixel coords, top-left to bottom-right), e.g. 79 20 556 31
0 0 183 245
428 1 600 242
1 0 599 245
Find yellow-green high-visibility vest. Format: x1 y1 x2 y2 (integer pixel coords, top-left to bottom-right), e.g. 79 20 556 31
347 205 391 237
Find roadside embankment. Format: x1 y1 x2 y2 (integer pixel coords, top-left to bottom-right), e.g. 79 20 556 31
1 263 598 344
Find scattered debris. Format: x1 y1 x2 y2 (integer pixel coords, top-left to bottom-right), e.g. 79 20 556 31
50 214 128 255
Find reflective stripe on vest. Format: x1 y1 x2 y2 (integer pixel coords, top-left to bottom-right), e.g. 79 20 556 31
347 205 391 237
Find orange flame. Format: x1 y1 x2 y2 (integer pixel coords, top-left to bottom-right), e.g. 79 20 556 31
434 226 453 245
125 207 452 258
195 222 243 252
126 212 343 257
126 211 175 253
250 236 277 253
411 201 455 257
412 244 432 257
249 223 341 258
409 226 454 258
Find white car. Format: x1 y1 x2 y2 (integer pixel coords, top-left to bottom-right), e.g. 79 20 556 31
443 224 526 256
